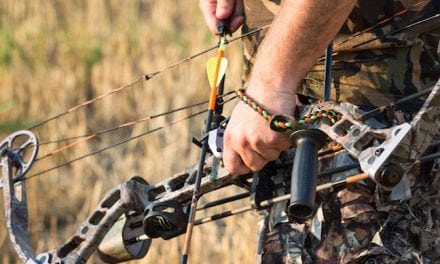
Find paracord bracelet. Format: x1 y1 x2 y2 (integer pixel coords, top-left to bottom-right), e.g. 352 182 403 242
235 88 339 132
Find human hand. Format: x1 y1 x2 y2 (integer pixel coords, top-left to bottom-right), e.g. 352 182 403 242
223 83 296 175
199 0 245 35
220 0 356 175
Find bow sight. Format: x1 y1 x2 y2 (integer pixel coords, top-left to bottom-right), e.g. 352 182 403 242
1 78 440 263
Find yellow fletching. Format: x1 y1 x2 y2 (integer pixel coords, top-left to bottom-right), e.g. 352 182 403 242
206 57 228 88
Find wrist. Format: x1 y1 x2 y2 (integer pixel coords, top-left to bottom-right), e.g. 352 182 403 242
245 74 297 116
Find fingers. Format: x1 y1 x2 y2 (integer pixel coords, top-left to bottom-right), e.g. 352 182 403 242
223 150 251 175
224 137 284 174
229 0 245 32
216 0 245 33
200 0 245 35
223 102 291 175
223 145 269 175
216 0 235 19
199 0 219 35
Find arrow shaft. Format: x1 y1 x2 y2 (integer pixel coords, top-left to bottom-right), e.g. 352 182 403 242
181 37 227 264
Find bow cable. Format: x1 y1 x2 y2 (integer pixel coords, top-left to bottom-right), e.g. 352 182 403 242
36 91 235 160
26 111 207 180
11 5 434 183
24 26 268 132
16 94 237 182
335 0 428 46
24 1 427 131
323 13 440 60
14 9 437 183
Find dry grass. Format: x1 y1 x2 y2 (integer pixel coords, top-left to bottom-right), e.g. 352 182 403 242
0 1 259 263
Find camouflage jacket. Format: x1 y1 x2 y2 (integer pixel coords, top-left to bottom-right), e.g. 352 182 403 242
258 146 440 264
240 0 440 263
242 0 440 112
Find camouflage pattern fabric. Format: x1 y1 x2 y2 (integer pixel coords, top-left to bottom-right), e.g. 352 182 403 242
242 0 440 112
240 0 440 263
258 146 440 264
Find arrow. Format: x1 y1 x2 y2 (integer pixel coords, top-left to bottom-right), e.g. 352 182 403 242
180 21 228 264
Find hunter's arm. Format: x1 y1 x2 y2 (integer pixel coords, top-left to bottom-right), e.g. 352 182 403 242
224 0 357 174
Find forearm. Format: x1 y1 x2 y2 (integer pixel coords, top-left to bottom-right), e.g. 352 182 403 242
221 0 357 174
249 0 356 97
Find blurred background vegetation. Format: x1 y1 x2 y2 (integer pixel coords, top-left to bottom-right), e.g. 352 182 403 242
0 1 260 263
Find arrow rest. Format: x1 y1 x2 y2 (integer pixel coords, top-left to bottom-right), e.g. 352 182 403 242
207 117 228 159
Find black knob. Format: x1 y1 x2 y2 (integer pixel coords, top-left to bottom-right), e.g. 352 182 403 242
287 129 326 223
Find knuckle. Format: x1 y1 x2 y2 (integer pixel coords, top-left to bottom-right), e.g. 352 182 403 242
248 132 263 148
265 150 281 161
218 0 234 6
226 132 250 150
248 162 265 172
225 160 249 175
243 153 266 172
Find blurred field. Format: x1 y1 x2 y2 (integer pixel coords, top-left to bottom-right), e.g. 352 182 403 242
0 1 260 263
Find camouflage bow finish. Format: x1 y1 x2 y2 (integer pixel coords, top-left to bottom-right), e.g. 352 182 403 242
1 77 439 263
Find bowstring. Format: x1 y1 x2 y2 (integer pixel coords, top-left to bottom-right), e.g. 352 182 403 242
24 1 425 136
25 26 269 132
35 91 236 162
21 93 237 181
18 3 433 180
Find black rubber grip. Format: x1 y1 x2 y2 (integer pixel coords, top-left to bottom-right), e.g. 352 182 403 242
287 129 326 223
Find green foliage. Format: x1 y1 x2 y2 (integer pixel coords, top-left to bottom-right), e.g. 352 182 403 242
0 25 15 67
0 99 15 113
84 45 103 72
0 120 33 133
61 32 103 77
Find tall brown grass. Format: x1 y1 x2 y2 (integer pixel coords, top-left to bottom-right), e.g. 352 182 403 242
0 1 259 263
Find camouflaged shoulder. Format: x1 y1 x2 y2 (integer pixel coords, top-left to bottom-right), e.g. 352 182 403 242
242 0 440 108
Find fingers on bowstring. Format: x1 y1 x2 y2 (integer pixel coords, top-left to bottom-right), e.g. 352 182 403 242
216 0 245 34
200 0 221 35
229 0 245 33
216 0 235 19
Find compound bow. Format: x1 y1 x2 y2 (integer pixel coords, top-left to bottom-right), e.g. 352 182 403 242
1 8 440 263
1 76 439 263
